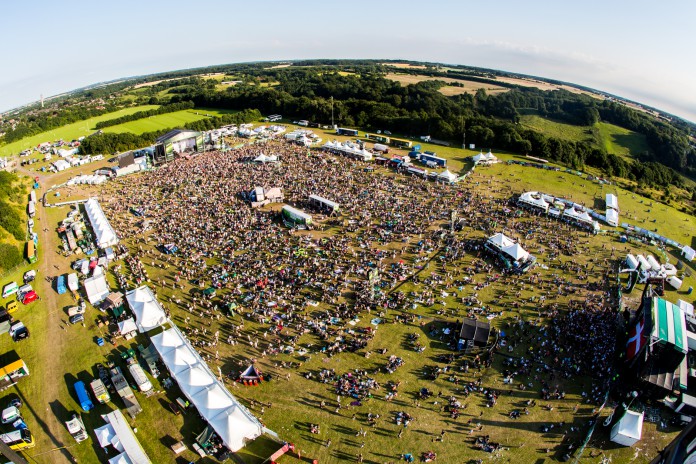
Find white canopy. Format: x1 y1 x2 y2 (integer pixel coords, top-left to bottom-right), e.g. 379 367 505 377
610 410 643 446
682 246 696 262
103 410 151 464
606 193 619 211
501 243 530 261
67 273 79 291
85 198 119 248
605 208 619 226
118 318 137 335
472 151 498 164
487 233 515 250
519 191 549 212
438 170 457 182
678 299 694 317
83 273 109 305
151 327 263 451
94 423 116 448
126 286 167 333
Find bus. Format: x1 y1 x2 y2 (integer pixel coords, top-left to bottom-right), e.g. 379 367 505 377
390 138 412 149
27 201 35 218
29 191 37 203
419 153 447 167
365 133 390 144
281 205 313 229
308 195 340 214
336 128 359 137
0 429 35 450
26 241 37 264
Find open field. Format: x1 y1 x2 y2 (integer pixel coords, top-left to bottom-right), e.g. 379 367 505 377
0 106 159 158
102 108 239 135
494 76 604 99
382 62 428 69
596 122 650 158
519 114 594 143
385 73 509 95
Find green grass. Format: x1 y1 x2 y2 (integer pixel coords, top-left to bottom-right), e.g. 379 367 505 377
596 121 650 158
102 108 238 135
519 114 593 142
0 106 159 157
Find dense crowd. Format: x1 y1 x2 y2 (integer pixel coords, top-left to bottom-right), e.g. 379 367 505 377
100 138 620 461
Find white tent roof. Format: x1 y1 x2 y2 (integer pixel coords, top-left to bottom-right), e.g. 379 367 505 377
487 233 515 250
94 423 116 448
438 170 457 182
117 318 137 335
519 191 549 211
682 246 696 262
103 410 151 464
177 363 216 397
606 208 619 225
108 453 133 464
501 243 530 261
126 286 167 333
84 198 119 248
83 273 109 305
610 410 643 446
606 193 619 211
150 327 263 451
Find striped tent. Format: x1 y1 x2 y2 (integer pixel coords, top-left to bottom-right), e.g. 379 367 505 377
650 297 688 354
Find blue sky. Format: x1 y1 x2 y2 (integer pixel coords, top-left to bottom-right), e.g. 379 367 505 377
1 0 695 122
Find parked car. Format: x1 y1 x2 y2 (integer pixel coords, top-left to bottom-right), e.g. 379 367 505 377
5 301 18 314
69 314 84 325
20 291 38 305
9 322 29 341
23 270 36 284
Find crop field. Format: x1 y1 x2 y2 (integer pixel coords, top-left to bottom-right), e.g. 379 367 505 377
0 106 159 158
385 73 509 95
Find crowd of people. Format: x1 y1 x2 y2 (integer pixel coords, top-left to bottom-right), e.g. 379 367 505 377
98 137 624 462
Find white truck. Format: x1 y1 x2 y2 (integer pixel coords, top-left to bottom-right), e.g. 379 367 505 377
128 362 153 393
65 414 88 443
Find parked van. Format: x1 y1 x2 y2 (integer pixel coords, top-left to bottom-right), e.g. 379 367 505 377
73 381 94 412
1 406 21 424
2 282 18 299
128 363 153 393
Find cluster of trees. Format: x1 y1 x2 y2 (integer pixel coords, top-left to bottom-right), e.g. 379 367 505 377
80 109 261 155
0 172 26 271
94 101 194 129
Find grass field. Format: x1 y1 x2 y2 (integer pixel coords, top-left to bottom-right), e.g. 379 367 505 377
519 114 651 161
519 114 594 143
596 122 650 158
101 108 236 135
0 106 159 158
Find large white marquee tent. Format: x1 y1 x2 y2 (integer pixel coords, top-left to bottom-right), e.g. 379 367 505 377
126 286 167 333
151 327 263 451
85 198 119 248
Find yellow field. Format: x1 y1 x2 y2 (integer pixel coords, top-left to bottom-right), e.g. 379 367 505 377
385 73 508 95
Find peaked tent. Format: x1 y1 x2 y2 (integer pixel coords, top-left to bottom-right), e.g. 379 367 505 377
126 286 167 333
117 318 137 336
438 170 457 183
84 273 109 305
501 243 530 261
487 233 515 250
610 410 644 446
239 365 263 383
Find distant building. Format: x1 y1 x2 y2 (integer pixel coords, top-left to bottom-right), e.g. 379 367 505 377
153 130 203 165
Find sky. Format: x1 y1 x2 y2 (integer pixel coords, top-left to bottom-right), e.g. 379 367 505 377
1 0 695 122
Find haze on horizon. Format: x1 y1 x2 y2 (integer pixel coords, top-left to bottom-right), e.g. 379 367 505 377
1 0 695 123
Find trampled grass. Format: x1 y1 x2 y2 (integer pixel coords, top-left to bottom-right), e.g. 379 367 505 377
0 106 159 157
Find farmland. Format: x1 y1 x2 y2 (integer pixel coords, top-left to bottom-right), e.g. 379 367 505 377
385 73 509 95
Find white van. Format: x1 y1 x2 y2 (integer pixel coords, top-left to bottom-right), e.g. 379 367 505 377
2 282 18 299
128 364 153 393
1 407 21 424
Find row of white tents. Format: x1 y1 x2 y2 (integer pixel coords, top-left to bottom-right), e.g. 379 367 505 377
151 326 264 452
67 174 109 186
84 198 119 249
471 150 499 165
322 140 374 161
606 193 619 227
517 191 600 232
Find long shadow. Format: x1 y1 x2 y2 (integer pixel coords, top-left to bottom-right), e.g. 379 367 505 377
14 385 77 463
